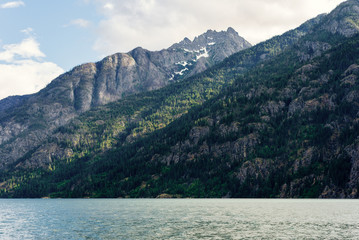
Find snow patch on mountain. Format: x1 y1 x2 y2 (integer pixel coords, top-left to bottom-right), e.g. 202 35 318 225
174 68 189 76
196 47 209 60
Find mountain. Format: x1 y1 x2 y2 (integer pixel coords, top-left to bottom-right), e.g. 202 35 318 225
2 0 359 198
0 28 251 169
0 13 323 172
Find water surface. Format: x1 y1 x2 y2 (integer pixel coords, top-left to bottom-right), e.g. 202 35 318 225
0 199 358 239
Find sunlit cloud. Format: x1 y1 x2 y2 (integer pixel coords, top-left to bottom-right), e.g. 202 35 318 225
103 3 114 10
0 1 25 9
0 37 45 62
0 30 64 99
0 60 64 99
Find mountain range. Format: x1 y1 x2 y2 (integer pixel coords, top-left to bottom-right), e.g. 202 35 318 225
1 0 359 198
0 27 250 169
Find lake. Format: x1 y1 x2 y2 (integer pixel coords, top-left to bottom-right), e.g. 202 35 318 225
0 199 358 239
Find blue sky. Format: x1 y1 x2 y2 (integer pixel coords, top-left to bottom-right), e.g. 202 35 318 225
0 0 346 99
0 0 100 69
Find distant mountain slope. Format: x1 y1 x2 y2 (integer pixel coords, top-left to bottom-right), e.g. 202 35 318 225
0 28 250 168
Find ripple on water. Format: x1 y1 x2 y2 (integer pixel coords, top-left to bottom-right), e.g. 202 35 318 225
0 199 359 239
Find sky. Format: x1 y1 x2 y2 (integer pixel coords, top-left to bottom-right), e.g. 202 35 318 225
0 0 346 100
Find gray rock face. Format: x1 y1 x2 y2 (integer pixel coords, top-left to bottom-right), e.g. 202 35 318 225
0 28 251 169
297 41 332 62
0 95 30 114
170 27 251 65
235 158 272 185
321 0 359 37
345 143 359 189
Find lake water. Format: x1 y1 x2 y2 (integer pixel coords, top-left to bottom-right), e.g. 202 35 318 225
0 199 358 239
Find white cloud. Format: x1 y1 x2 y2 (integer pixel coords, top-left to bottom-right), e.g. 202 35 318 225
0 37 45 62
91 0 346 56
0 61 64 99
103 3 114 10
0 34 64 99
0 1 25 9
65 18 91 28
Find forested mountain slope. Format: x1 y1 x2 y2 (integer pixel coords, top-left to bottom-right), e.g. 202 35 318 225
2 0 359 198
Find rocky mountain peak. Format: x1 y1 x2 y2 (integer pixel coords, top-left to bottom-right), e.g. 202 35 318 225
171 27 251 53
181 37 192 45
226 27 237 34
168 27 251 73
